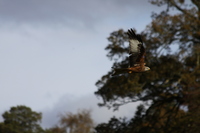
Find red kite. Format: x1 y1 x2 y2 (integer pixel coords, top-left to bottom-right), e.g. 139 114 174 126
112 29 150 75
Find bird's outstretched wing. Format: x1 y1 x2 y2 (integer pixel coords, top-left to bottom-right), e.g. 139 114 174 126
127 29 145 67
111 29 149 76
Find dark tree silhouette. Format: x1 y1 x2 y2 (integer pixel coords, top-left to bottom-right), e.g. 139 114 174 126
95 0 200 132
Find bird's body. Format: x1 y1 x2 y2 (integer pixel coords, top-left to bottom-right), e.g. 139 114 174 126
112 29 150 75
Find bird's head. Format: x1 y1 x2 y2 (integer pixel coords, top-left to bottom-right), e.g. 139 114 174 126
144 66 150 71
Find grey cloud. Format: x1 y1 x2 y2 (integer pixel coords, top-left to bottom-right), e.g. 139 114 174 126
0 0 160 27
41 93 140 128
0 0 164 129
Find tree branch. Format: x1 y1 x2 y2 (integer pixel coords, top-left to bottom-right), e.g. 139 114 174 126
191 0 200 11
170 0 197 20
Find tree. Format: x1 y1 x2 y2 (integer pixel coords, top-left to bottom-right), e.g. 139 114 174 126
50 109 94 133
95 0 200 132
48 126 66 133
0 105 45 133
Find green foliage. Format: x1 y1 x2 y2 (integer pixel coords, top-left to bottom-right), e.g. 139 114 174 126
0 106 94 133
0 105 45 133
105 29 129 61
95 0 200 132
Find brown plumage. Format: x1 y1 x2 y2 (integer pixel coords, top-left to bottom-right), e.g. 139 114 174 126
112 28 150 76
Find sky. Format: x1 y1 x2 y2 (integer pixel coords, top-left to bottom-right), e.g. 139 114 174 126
0 0 165 128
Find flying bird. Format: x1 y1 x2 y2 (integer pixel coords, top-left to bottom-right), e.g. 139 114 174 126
112 29 150 75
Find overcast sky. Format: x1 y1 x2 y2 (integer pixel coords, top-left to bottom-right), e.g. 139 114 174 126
0 0 164 128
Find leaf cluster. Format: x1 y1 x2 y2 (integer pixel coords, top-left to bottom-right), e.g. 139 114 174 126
95 0 200 132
